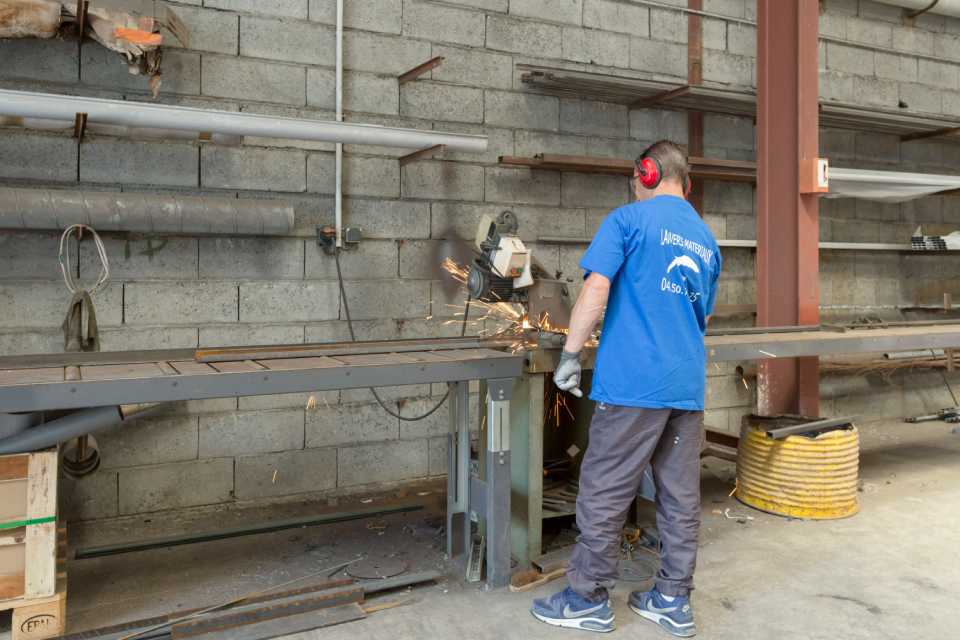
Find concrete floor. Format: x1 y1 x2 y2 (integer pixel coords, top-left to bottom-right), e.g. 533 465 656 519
2 418 958 639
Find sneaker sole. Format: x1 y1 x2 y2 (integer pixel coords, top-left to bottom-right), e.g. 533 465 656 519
530 609 615 633
628 603 696 638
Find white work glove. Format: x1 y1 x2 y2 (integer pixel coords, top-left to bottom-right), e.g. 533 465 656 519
554 350 583 398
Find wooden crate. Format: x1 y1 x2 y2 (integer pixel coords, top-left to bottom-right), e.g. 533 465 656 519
0 450 62 639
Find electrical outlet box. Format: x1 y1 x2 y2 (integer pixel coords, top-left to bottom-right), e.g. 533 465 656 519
800 157 829 193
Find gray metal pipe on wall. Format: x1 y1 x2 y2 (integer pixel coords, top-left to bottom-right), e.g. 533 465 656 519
0 403 157 455
0 187 296 236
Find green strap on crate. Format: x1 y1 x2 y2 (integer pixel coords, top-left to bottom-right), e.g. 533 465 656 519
0 516 56 531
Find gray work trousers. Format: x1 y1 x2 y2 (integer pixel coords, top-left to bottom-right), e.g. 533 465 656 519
566 403 702 598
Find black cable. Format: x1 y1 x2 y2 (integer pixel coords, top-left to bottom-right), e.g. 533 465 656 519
334 248 468 422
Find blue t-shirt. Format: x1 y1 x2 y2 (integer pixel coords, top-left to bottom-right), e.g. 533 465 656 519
580 195 722 410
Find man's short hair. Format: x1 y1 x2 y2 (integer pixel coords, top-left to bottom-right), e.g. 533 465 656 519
636 140 689 188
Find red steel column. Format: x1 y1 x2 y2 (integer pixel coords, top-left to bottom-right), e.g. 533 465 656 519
756 0 821 416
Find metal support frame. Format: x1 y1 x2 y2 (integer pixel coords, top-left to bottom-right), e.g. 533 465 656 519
756 0 821 416
446 378 515 590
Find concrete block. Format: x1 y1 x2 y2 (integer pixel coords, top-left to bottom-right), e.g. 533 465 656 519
485 167 561 205
560 99 628 138
238 103 335 151
432 202 586 241
402 161 484 201
403 0 485 47
703 181 753 214
703 49 753 87
896 26 934 56
156 398 238 417
0 233 61 280
307 240 398 280
0 281 121 329
202 55 306 105
81 46 199 95
98 326 199 351
428 436 448 476
337 439 428 486
82 236 198 281
562 173 629 208
858 0 903 23
704 0 746 17
80 139 198 188
309 0 402 33
241 390 338 411
933 32 960 59
431 45 514 91
306 402 398 447
853 76 899 108
349 156 401 198
199 324 304 347
306 152 335 194
562 26 629 67
649 7 685 43
200 238 304 280
344 198 430 239
400 82 484 124
515 130 587 157
919 59 960 90
485 90 559 131
200 409 305 456
239 15 334 65
630 108 688 143
826 42 874 75
204 0 307 19
899 83 942 115
942 89 960 117
344 30 432 75
583 0 649 36
339 384 432 404
0 37 78 83
876 53 918 83
845 16 892 47
240 281 340 322
819 70 854 103
60 471 118 522
161 5 238 54
305 319 399 343
630 37 686 78
703 18 729 51
485 15 562 57
398 239 471 280
0 132 77 183
202 146 306 192
822 0 857 15
126 281 237 325
99 416 199 469
118 458 234 514
340 279 430 320
398 396 453 440
235 448 337 500
818 11 845 39
345 73 399 116
703 114 754 151
510 0 582 25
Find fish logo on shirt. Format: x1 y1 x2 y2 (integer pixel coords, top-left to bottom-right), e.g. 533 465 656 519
666 255 700 276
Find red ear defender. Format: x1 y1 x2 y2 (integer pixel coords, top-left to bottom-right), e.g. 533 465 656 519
636 155 662 190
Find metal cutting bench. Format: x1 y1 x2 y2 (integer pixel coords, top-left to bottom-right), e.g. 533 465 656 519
0 337 524 589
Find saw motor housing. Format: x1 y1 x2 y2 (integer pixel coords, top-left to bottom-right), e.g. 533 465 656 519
468 211 533 303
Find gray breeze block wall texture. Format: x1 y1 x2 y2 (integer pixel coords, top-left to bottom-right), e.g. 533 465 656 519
1 0 958 521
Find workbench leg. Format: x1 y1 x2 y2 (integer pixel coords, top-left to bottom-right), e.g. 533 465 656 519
485 378 514 590
509 373 544 569
446 381 470 565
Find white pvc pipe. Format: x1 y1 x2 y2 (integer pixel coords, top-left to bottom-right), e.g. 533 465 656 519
870 0 960 18
0 89 489 153
335 0 344 249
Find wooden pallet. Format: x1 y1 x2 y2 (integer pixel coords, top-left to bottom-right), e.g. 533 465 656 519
0 449 65 640
1 525 67 640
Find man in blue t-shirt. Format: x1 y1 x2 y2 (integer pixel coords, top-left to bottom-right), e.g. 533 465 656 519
531 141 722 637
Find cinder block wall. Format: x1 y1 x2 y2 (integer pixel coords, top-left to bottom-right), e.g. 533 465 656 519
0 0 956 521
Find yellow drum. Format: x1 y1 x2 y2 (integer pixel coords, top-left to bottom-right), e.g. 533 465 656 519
735 418 860 520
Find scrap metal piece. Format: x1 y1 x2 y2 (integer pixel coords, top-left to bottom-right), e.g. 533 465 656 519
346 559 407 580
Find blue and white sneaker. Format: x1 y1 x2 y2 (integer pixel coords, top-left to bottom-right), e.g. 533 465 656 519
531 586 615 633
628 587 696 637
